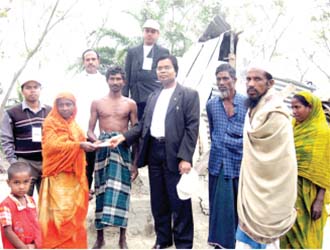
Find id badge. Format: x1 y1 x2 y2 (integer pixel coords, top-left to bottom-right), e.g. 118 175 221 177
142 57 153 70
32 127 42 142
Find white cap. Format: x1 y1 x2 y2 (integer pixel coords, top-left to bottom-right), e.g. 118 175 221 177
247 61 274 76
19 71 42 87
176 168 199 200
142 19 160 31
20 79 41 88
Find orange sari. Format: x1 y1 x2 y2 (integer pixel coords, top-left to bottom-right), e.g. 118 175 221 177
39 92 89 249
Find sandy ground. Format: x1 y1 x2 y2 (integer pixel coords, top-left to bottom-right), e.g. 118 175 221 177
0 164 329 249
0 167 210 249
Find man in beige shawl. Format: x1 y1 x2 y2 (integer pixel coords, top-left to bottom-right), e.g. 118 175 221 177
235 67 297 249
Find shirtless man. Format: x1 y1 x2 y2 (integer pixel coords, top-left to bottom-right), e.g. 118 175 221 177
88 66 138 249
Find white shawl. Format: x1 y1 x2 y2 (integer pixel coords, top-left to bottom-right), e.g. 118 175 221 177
237 89 297 243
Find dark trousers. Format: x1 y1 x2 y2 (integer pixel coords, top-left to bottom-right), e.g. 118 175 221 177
148 138 194 249
86 150 96 190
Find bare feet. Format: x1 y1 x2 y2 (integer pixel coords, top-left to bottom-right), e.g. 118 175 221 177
93 229 105 249
119 239 128 249
119 228 128 249
92 239 105 249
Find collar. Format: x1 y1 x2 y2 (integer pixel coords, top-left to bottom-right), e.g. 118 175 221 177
82 70 102 77
143 44 154 48
160 80 178 91
218 92 240 106
233 92 241 106
8 194 36 211
22 100 45 112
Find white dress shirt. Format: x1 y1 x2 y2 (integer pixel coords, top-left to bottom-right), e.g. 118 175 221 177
150 85 176 137
143 45 153 57
68 70 108 136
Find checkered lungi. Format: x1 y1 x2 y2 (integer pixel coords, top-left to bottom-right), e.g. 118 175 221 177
94 132 131 229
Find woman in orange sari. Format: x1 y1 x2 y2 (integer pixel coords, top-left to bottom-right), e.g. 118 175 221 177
39 92 97 248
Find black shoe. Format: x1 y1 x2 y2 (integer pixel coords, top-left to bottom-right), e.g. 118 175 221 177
151 243 172 249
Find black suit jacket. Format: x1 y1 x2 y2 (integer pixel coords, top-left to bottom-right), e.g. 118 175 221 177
123 43 170 103
124 83 200 173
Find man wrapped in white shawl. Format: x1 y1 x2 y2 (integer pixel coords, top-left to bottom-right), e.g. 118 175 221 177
236 67 297 249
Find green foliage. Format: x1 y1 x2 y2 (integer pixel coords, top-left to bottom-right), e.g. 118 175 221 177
85 0 222 70
311 2 330 44
0 7 10 18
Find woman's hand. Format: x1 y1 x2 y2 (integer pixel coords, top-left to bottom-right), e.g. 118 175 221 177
80 141 97 152
311 187 325 220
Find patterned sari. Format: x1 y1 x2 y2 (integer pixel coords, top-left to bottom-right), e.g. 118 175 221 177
39 92 89 249
281 91 330 249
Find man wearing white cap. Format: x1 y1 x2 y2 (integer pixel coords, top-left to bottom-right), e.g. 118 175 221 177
235 66 297 249
123 19 169 120
1 79 51 196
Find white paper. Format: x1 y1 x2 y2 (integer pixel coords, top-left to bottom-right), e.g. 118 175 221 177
97 140 110 147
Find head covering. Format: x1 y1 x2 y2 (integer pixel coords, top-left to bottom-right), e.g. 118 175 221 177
142 19 160 31
292 91 330 191
49 92 77 122
20 79 41 88
42 92 86 182
237 88 297 243
247 61 273 77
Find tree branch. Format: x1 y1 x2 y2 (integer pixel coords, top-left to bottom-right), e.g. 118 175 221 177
21 4 29 53
48 0 80 32
268 17 293 60
0 0 76 116
303 49 330 81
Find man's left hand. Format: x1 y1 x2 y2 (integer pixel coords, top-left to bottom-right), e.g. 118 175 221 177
178 160 191 174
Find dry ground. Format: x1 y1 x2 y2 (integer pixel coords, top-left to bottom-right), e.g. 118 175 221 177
0 156 329 249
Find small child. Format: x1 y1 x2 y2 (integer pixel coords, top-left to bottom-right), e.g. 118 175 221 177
0 162 41 249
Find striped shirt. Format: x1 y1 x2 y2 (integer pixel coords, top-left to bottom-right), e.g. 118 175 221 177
1 101 51 163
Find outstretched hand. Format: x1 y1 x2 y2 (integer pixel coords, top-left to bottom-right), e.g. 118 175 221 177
80 141 98 152
109 134 126 148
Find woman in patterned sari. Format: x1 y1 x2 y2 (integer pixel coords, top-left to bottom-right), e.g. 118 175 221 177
39 92 97 248
281 91 329 249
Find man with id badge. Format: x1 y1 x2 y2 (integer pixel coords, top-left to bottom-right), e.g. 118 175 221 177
1 78 51 196
123 19 169 120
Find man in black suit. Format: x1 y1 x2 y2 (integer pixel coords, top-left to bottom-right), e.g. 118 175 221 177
110 55 200 249
123 19 170 120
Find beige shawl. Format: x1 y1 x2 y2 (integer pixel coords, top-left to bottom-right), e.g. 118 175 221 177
237 89 297 244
